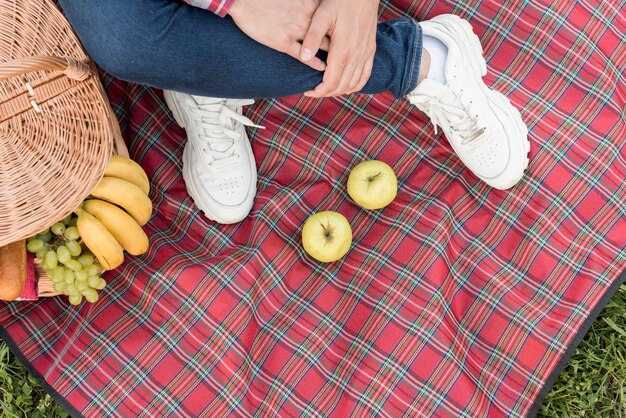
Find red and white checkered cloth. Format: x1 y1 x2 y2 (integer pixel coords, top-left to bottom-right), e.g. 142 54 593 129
183 0 234 17
1 0 625 416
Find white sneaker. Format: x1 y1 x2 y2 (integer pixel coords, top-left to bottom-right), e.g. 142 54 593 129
163 91 261 224
408 14 530 190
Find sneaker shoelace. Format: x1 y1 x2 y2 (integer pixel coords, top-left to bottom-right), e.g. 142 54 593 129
192 98 263 170
409 85 487 148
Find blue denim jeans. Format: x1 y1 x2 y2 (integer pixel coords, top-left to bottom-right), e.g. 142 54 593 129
58 0 423 99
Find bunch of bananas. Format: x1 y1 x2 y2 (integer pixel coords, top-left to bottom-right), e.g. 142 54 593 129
75 155 152 271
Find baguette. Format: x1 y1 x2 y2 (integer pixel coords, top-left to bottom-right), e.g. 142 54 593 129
0 240 27 301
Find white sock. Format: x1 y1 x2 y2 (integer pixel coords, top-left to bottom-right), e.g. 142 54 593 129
422 35 448 84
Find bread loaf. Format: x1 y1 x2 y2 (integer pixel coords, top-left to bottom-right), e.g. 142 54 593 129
0 240 27 301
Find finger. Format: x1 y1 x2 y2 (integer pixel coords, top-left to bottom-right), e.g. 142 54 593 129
345 63 364 95
331 60 359 96
306 57 355 98
286 42 326 71
306 40 361 97
295 36 329 52
302 0 319 15
303 54 345 97
295 36 329 51
300 11 331 63
347 56 373 94
357 56 374 91
319 36 330 52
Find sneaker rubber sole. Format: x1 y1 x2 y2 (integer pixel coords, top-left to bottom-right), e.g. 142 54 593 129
164 90 254 224
428 15 530 189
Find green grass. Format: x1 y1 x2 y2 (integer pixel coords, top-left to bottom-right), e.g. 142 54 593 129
0 343 67 417
1 285 625 417
538 284 626 417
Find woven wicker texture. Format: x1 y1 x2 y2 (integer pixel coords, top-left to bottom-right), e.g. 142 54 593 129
0 0 127 247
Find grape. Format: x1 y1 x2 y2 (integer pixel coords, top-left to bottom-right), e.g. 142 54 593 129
82 288 99 303
75 270 88 282
87 276 100 288
86 264 100 277
56 246 71 264
66 285 79 297
48 267 64 283
26 239 45 253
65 259 83 272
64 226 80 241
64 270 75 285
78 254 94 267
58 268 69 282
66 240 82 257
44 250 58 269
30 219 106 306
47 272 60 284
50 222 66 236
68 294 82 305
75 281 88 292
37 231 52 243
45 266 57 280
54 282 67 294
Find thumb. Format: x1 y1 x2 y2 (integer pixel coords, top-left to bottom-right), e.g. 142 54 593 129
301 11 331 62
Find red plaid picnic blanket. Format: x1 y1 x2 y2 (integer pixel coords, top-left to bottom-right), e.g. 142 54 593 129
1 0 625 416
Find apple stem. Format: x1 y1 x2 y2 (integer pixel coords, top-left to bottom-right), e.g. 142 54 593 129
319 222 332 238
368 172 381 182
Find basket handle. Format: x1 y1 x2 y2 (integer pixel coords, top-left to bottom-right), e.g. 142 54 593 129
0 56 93 81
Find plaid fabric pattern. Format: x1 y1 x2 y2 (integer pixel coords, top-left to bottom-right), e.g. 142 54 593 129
1 0 625 416
183 0 234 17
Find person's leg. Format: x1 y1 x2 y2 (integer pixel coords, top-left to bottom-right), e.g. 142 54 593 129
58 0 529 201
57 0 423 99
56 0 427 224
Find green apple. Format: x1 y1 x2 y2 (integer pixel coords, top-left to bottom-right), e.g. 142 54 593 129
347 160 398 210
302 211 352 263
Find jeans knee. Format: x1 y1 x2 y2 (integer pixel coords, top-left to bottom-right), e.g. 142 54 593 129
59 0 146 81
84 41 141 82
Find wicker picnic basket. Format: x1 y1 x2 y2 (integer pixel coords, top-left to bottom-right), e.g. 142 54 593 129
0 0 129 296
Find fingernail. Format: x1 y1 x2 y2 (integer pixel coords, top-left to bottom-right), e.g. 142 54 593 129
319 62 326 71
301 48 313 61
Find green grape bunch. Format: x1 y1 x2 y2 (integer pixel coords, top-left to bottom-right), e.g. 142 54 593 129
26 214 107 305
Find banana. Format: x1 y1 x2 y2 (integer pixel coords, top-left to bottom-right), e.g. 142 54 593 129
104 155 150 195
82 199 149 256
90 177 152 226
75 207 124 270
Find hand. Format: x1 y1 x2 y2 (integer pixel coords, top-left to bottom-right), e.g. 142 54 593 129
228 0 330 71
301 0 379 97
